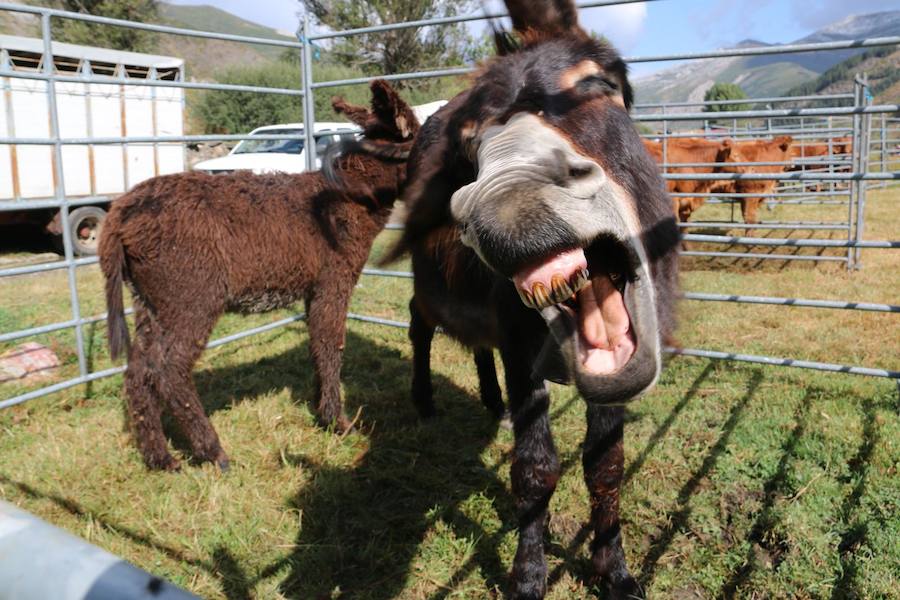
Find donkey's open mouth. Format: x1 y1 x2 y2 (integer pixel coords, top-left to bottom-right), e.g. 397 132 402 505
512 237 637 375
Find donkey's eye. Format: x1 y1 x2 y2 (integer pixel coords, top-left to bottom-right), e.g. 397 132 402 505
576 75 618 95
568 165 593 179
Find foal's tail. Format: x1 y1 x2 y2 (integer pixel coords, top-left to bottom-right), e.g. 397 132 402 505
98 223 130 360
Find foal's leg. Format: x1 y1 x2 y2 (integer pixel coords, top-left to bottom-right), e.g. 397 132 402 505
583 404 640 598
409 298 437 418
473 347 506 420
501 335 560 599
306 278 354 432
124 302 178 471
156 309 229 469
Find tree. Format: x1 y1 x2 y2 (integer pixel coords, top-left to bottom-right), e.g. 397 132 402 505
703 82 751 113
48 1 159 53
299 0 479 81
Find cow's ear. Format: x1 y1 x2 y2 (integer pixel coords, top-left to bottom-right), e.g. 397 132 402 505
370 79 420 140
504 0 583 35
716 143 733 162
332 97 370 128
776 136 793 152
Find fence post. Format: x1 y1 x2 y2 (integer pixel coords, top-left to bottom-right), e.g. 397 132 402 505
41 12 88 377
854 74 872 269
301 13 316 172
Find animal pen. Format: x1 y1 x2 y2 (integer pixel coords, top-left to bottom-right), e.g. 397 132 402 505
0 0 898 415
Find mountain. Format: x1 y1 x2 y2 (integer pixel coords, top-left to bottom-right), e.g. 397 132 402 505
156 3 296 80
785 45 900 105
633 10 900 106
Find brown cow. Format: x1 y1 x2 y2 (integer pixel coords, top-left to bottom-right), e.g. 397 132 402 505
642 137 731 222
714 135 794 224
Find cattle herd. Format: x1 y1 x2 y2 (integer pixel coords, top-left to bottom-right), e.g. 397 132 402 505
94 1 846 597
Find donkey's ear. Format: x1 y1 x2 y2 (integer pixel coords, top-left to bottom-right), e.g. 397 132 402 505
332 96 371 128
504 0 581 35
369 79 420 140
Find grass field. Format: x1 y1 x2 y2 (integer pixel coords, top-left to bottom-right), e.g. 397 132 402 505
0 187 898 599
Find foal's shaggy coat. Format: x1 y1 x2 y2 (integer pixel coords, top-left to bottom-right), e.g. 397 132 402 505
100 80 418 470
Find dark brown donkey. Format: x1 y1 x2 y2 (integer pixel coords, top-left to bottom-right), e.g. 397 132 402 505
99 80 419 471
375 2 680 597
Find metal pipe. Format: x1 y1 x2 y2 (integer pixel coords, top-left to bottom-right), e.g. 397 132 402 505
682 292 899 313
666 347 899 379
307 0 665 40
681 251 847 262
0 501 200 599
662 172 897 181
0 68 305 96
679 222 849 230
0 256 97 279
0 133 311 145
41 13 87 378
633 104 899 122
634 93 854 109
301 14 317 172
681 234 899 248
0 195 112 212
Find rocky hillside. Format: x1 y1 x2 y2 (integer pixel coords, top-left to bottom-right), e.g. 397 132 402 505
633 10 900 106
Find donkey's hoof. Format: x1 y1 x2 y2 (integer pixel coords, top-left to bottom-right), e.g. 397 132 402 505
146 455 181 472
499 410 513 430
604 576 643 600
217 457 231 472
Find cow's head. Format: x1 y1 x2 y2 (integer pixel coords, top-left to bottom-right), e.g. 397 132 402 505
395 0 679 403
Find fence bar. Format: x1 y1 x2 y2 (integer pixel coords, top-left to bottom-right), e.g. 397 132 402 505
0 195 111 212
307 0 665 40
40 13 87 378
301 14 317 172
663 172 898 181
634 104 899 122
0 366 125 410
679 222 849 230
0 256 97 279
311 67 474 89
682 292 899 313
205 314 306 349
667 347 899 379
0 134 310 145
681 251 847 262
682 234 899 248
361 268 414 279
0 68 305 96
634 93 854 109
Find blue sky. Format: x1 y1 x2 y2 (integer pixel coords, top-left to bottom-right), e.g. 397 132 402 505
168 0 899 76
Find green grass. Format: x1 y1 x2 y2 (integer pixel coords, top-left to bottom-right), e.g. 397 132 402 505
0 189 898 599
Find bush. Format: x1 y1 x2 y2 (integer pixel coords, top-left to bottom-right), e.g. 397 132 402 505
703 82 751 112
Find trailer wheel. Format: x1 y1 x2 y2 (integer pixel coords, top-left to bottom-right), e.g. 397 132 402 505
54 206 107 256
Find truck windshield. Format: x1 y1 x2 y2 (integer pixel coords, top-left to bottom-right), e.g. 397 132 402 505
233 129 304 155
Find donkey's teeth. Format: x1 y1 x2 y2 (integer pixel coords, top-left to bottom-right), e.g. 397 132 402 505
518 287 536 308
550 274 573 303
570 268 591 294
532 282 551 308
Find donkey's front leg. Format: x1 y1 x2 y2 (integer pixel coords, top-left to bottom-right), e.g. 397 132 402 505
501 342 559 599
583 404 641 598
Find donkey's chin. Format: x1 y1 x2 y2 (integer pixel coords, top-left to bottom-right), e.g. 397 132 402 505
513 235 662 404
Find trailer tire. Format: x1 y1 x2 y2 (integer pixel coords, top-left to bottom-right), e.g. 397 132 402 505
54 206 107 256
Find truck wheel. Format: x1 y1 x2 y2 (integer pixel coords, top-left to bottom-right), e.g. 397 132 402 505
55 206 107 256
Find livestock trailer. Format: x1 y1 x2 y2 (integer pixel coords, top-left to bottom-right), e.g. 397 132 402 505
0 34 185 254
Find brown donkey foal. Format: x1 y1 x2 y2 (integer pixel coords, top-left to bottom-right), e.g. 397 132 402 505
99 80 419 471
372 2 680 597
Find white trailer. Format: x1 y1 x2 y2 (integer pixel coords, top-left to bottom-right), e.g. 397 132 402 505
0 35 185 254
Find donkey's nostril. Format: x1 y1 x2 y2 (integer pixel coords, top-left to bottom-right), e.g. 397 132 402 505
568 165 593 179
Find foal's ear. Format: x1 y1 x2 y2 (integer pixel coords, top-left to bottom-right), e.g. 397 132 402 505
332 97 371 128
369 79 420 140
504 0 582 35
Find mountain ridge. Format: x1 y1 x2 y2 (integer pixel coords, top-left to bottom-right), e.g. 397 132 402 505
633 10 900 105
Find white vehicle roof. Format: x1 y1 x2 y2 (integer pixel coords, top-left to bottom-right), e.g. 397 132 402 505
248 123 358 134
0 34 183 70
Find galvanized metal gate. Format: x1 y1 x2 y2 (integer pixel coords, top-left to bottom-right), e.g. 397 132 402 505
0 0 898 412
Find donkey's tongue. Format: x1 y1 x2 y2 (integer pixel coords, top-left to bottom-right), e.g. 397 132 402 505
577 275 635 374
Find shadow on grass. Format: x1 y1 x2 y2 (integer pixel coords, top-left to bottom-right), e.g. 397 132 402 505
637 369 763 589
830 399 880 600
719 390 813 598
